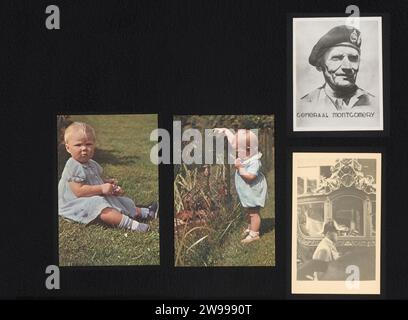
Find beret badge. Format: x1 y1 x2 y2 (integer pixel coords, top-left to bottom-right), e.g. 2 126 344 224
350 29 361 46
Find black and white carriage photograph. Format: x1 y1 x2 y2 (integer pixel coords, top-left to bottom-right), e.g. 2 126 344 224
293 17 383 131
292 153 381 294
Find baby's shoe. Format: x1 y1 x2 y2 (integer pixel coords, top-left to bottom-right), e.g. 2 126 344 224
134 222 150 233
147 201 159 219
241 228 250 238
241 231 260 244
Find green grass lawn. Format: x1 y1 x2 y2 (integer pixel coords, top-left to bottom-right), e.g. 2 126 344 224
58 114 159 266
208 167 275 266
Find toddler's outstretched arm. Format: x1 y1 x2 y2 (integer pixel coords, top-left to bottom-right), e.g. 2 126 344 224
69 181 115 197
213 128 236 149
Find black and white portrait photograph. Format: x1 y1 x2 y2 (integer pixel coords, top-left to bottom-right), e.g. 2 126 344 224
292 153 381 294
293 17 383 131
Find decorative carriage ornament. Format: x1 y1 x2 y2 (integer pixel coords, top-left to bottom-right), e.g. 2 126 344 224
297 159 377 262
315 159 376 195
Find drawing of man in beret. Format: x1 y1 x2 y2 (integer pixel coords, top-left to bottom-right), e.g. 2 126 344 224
298 25 378 113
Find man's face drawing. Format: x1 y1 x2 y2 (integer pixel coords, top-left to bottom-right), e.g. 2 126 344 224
320 46 360 91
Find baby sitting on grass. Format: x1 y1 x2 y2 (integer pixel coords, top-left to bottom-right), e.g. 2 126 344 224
214 128 267 244
58 122 158 232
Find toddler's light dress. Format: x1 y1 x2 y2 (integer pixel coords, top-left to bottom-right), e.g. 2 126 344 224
234 153 267 208
58 157 137 224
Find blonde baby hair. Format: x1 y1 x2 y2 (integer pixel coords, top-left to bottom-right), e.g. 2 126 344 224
64 122 96 144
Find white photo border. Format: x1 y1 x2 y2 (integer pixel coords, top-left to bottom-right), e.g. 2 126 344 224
291 152 381 294
292 17 383 132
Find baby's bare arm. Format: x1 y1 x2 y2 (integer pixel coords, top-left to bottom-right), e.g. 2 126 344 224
214 128 236 148
238 168 257 183
69 181 114 197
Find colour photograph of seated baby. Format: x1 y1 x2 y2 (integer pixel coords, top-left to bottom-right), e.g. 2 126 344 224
57 115 159 266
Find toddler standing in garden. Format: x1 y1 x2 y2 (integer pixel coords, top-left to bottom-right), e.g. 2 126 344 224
58 122 158 232
214 128 267 244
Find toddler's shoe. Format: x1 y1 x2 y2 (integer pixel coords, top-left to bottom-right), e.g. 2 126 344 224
241 228 250 238
241 232 260 244
147 201 159 219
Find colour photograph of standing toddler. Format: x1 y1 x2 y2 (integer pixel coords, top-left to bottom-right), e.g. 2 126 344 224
174 115 275 267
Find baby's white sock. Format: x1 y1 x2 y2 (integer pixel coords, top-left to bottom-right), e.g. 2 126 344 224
118 215 149 232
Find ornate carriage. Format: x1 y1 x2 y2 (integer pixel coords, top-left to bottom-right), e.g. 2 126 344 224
297 159 377 262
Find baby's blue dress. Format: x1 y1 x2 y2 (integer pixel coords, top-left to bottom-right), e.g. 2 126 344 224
58 157 137 224
234 155 267 208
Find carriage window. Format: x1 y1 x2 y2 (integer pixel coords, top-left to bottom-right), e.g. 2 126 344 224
298 203 324 237
333 197 364 236
306 179 317 193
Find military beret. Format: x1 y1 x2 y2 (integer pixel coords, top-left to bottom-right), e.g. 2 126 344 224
309 25 362 66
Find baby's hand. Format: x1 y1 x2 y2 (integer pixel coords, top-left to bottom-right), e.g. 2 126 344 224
113 185 124 196
101 183 114 195
234 158 243 169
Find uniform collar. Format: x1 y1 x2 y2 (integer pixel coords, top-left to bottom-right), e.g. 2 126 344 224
323 83 359 98
320 83 367 109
